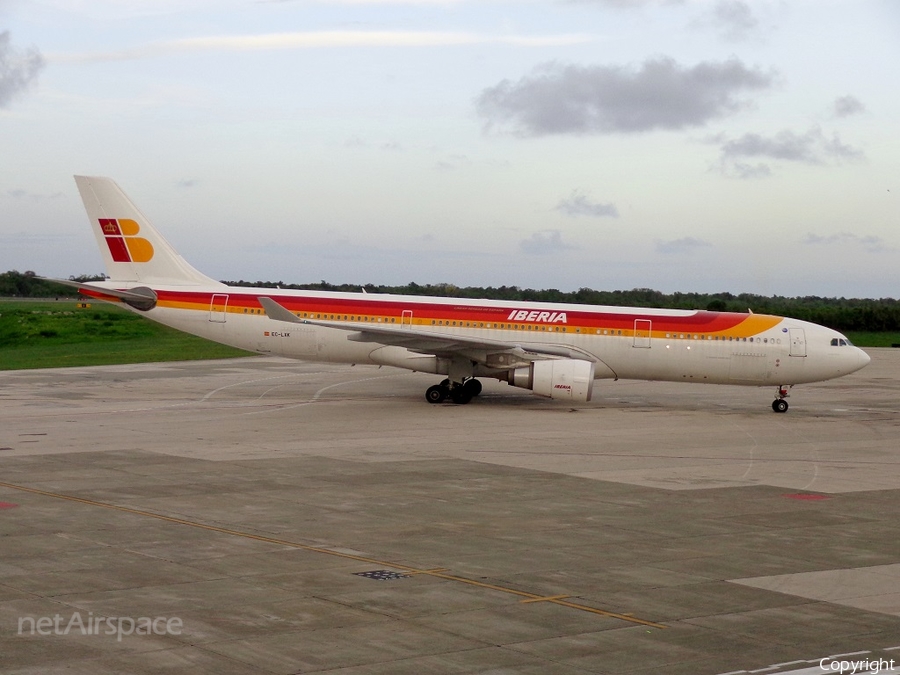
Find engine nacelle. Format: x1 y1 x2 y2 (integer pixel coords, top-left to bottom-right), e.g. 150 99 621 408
504 359 596 402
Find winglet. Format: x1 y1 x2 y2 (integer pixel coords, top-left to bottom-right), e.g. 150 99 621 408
259 297 304 324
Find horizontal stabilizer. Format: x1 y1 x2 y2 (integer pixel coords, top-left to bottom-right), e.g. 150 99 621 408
42 278 158 310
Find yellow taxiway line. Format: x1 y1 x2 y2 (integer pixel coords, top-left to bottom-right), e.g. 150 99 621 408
0 480 666 630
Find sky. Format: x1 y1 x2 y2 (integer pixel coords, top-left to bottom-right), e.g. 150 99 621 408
1 0 898 298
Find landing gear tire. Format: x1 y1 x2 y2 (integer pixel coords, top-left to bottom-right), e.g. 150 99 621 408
463 378 482 397
449 387 473 405
772 399 789 413
425 385 447 404
427 377 477 405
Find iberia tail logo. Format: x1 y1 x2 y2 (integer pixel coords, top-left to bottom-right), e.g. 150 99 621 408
99 218 154 263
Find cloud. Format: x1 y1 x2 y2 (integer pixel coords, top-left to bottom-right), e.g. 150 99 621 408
723 162 771 180
555 190 618 218
476 57 774 136
434 154 470 171
802 232 889 253
833 95 865 118
5 189 63 201
344 135 367 149
566 0 686 6
715 127 864 178
0 32 45 107
342 136 402 152
655 236 711 254
707 0 759 41
51 30 591 62
520 230 571 255
0 231 74 244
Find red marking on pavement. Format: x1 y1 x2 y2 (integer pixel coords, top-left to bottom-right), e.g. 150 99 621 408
0 502 19 509
783 493 830 500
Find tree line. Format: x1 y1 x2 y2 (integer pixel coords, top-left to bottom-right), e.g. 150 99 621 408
225 279 900 333
3 270 898 333
0 271 106 298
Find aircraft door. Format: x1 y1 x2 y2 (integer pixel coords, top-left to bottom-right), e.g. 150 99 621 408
209 294 229 323
789 328 807 357
401 310 413 328
633 319 652 348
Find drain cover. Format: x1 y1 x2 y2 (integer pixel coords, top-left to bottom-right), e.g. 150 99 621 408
354 570 411 581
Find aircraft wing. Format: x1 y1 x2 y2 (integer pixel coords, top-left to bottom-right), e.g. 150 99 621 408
258 296 591 362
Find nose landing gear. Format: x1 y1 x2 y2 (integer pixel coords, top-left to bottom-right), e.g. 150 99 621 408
772 386 790 413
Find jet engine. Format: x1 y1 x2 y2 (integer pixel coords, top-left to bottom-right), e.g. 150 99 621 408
503 359 596 402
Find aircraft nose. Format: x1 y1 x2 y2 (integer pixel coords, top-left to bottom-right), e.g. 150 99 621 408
858 348 871 369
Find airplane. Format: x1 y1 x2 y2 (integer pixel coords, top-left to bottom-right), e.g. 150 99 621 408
53 175 871 412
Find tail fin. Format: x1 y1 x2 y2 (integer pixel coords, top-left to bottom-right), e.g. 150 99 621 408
75 175 221 286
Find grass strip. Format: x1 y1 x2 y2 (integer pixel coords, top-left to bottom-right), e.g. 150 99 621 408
0 300 252 370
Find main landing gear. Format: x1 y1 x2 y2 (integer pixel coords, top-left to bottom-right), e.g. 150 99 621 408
425 378 482 405
772 386 790 413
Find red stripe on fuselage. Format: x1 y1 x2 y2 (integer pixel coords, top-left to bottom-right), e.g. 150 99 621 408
151 289 763 334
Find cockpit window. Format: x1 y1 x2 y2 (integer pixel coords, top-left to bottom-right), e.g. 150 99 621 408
830 337 852 347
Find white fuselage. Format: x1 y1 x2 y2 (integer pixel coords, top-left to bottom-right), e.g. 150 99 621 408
100 284 870 389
